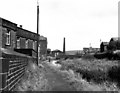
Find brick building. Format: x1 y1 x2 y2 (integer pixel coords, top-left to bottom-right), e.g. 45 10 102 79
0 17 17 50
0 17 47 59
39 36 47 60
108 37 120 51
83 47 100 54
100 42 109 52
51 49 62 57
14 26 39 58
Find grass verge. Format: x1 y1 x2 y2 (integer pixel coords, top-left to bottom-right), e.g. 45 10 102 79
13 62 51 91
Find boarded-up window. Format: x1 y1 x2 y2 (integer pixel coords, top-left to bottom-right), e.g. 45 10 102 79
6 29 11 45
26 39 28 48
104 46 107 51
17 37 20 49
33 41 35 50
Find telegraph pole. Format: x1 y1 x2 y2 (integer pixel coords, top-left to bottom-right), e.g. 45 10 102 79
37 0 39 65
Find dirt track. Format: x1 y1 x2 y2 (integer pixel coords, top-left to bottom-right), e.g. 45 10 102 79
42 61 76 91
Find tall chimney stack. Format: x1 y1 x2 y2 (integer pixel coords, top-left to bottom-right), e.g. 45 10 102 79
63 37 65 53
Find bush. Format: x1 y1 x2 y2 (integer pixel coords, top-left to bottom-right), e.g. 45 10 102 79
94 52 108 59
76 69 108 84
108 66 120 87
82 54 95 60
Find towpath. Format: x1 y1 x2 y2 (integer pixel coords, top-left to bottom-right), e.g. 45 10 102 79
42 60 76 91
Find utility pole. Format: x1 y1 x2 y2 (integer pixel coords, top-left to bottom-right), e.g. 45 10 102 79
37 0 39 65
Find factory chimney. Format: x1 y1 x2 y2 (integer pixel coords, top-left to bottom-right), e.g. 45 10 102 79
63 37 65 53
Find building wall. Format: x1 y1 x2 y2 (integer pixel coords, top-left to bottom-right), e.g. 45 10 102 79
1 27 6 48
10 30 16 49
39 36 47 59
40 40 47 55
34 41 37 51
32 40 37 51
0 18 17 50
16 27 39 52
19 37 26 49
28 39 33 49
0 48 36 91
0 26 2 48
16 27 38 41
100 43 108 52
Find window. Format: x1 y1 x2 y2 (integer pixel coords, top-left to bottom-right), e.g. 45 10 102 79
35 41 37 49
33 41 35 50
6 29 11 45
26 39 28 48
17 37 20 49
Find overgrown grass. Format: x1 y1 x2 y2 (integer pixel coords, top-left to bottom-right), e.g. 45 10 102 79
60 58 120 91
13 62 51 91
60 69 119 91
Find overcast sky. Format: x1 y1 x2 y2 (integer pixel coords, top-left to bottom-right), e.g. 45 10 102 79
0 0 119 51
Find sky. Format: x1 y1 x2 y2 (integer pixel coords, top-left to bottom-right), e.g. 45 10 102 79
0 0 119 51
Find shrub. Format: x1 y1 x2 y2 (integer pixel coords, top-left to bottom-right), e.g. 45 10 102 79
94 52 108 59
108 66 120 87
82 54 95 60
76 69 108 84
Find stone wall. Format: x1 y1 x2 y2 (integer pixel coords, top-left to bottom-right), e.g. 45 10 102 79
0 48 36 91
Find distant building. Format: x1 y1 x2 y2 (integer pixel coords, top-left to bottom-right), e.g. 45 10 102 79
108 37 120 51
91 48 100 53
83 48 89 54
65 50 83 55
83 47 100 54
100 42 109 52
52 49 62 57
39 36 47 59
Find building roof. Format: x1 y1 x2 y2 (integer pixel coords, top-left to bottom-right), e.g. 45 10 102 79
66 50 83 55
39 36 47 40
0 17 17 30
110 37 120 42
101 42 109 45
83 47 89 50
17 27 39 41
52 49 62 53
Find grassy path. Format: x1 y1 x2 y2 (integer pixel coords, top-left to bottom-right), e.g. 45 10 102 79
42 61 76 91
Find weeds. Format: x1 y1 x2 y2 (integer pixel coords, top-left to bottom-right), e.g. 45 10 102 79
60 68 119 91
13 62 51 91
60 58 120 91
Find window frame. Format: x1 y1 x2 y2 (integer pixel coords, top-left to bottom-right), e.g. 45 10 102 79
26 39 28 49
16 37 20 49
5 29 11 46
